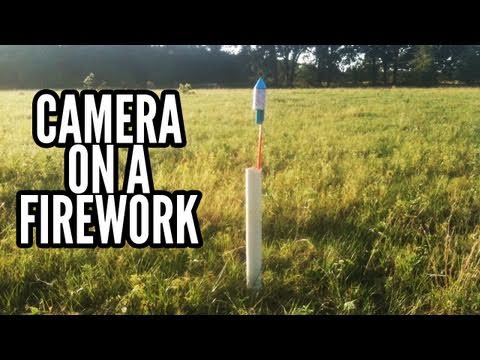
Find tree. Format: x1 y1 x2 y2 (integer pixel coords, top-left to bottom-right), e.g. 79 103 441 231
276 45 308 87
264 45 279 87
360 45 384 86
83 72 97 88
410 45 437 86
313 45 342 87
206 45 223 54
455 46 480 85
434 45 468 82
240 45 279 86
371 45 412 87
391 45 412 86
377 45 400 86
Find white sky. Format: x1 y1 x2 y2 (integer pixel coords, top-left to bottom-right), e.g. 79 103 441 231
222 45 314 64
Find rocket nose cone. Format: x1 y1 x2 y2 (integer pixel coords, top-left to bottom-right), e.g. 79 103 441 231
254 78 267 89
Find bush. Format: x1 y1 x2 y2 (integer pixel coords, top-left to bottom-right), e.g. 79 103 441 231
178 83 195 94
83 72 97 88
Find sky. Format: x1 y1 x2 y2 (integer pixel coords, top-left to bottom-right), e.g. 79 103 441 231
222 45 314 64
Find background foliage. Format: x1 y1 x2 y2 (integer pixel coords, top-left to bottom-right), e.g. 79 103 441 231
2 45 480 88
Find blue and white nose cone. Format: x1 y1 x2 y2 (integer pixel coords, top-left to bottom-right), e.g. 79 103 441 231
252 77 266 125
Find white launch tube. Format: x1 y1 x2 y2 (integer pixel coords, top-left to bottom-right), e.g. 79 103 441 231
246 167 262 290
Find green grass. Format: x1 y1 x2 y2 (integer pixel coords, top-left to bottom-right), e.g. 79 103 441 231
2 88 480 314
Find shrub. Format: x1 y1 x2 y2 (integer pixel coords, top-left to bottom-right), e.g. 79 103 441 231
83 72 97 88
178 83 195 94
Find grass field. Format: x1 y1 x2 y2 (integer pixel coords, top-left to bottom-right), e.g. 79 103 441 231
2 88 480 314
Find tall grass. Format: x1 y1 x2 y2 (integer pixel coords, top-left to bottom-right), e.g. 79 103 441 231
1 88 480 314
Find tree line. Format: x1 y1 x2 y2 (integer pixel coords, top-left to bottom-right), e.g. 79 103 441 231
244 45 480 87
0 45 479 88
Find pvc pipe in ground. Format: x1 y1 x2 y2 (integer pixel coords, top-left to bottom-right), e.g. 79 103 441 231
246 167 262 290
